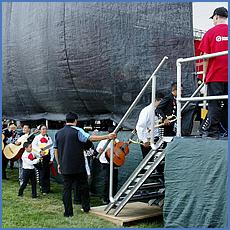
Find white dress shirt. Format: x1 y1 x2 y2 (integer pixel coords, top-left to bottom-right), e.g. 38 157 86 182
136 104 159 143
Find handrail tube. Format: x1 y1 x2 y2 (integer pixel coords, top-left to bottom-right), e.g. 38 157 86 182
178 50 228 63
181 82 204 112
179 95 228 102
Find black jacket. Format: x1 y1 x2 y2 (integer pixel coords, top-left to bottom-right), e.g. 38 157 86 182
156 93 176 120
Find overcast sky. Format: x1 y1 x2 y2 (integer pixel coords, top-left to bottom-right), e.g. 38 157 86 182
193 2 228 31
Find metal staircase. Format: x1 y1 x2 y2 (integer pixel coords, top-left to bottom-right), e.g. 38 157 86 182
104 137 173 216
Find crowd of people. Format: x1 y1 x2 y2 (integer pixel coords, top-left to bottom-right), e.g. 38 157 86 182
2 6 228 218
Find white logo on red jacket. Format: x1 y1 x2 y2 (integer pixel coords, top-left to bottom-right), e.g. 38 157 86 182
216 36 228 42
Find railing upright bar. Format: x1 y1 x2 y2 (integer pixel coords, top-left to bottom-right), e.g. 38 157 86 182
151 71 156 145
109 140 115 203
176 59 182 137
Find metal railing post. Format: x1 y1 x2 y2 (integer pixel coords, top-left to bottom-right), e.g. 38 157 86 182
109 140 115 203
151 73 156 145
176 59 182 137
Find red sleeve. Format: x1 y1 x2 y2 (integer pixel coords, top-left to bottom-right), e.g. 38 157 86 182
198 32 211 54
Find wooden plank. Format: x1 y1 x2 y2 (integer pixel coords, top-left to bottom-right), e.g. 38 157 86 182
90 202 162 227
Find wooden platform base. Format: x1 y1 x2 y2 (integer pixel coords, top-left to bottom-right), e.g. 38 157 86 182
90 202 162 226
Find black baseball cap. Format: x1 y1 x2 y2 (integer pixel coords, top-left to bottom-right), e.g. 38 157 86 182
66 112 78 120
210 7 228 19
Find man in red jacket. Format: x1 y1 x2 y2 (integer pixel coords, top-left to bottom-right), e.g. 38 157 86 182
199 7 228 139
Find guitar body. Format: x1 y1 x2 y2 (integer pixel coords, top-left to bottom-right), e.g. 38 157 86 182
3 133 35 161
105 142 129 167
3 143 24 160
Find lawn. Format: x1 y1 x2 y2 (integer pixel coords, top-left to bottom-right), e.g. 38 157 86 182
2 168 163 228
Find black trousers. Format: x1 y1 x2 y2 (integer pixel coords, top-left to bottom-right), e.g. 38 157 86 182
207 82 228 134
140 145 152 159
39 154 51 193
102 164 118 203
2 154 9 179
18 168 37 197
62 172 90 216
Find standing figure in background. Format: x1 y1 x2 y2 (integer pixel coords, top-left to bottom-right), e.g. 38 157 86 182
198 7 228 139
2 121 18 179
136 93 164 158
32 124 54 195
156 82 180 137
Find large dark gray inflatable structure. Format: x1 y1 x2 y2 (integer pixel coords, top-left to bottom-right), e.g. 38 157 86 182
3 2 195 128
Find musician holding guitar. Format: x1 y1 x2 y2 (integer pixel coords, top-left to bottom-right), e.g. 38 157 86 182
32 124 54 195
136 93 164 158
156 82 181 136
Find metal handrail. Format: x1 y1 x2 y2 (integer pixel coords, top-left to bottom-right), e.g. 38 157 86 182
106 56 168 203
176 50 228 136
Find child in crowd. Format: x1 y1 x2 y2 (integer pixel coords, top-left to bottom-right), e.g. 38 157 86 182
18 142 41 198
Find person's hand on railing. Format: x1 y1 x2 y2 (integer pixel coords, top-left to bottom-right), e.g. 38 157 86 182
108 132 116 140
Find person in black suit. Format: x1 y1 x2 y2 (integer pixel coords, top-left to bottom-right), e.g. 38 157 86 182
156 82 182 136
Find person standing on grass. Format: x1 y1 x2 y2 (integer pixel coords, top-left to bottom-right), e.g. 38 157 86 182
54 112 116 217
18 142 41 198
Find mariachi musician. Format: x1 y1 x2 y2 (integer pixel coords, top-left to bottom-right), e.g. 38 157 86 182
2 121 19 179
32 124 54 195
156 82 180 136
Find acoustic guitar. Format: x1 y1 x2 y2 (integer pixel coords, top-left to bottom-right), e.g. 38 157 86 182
105 141 129 167
3 131 38 161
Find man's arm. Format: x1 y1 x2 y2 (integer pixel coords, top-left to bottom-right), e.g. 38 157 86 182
89 133 116 142
202 53 209 81
54 149 61 174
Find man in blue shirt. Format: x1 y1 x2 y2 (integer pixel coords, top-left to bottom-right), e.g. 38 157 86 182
54 112 116 217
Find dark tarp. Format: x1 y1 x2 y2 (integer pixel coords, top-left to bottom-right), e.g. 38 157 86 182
163 137 228 228
3 2 195 128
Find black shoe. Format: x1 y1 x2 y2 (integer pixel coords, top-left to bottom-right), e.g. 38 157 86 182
64 213 73 217
2 177 9 180
81 208 90 213
18 194 23 197
32 195 38 198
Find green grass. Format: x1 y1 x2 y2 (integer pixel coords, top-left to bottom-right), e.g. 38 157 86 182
2 168 163 228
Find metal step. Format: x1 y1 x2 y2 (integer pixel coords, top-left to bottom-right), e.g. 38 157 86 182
128 182 163 189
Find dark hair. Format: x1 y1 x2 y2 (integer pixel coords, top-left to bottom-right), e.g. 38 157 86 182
23 123 31 129
23 141 31 149
66 112 78 123
38 124 46 130
171 82 183 91
156 92 165 101
108 126 115 133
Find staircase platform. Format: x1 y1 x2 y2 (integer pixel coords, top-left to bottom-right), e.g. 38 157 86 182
90 202 162 226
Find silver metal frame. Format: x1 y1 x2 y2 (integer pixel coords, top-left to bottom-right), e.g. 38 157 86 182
106 56 168 203
176 50 228 136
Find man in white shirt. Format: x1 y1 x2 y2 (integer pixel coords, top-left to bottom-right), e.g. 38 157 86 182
136 93 164 158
